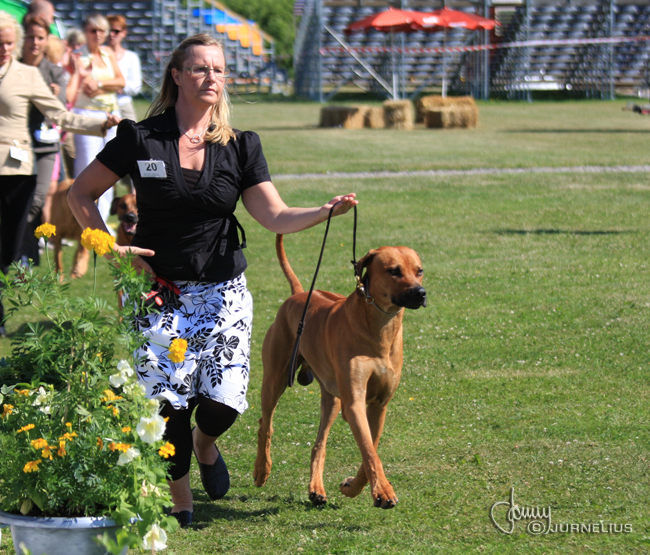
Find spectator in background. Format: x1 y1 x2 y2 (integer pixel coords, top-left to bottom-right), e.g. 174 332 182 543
19 13 67 265
107 14 142 122
26 0 54 27
68 13 124 228
0 11 119 335
60 28 86 179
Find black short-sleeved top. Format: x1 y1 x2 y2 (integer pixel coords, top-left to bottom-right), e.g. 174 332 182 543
96 108 271 282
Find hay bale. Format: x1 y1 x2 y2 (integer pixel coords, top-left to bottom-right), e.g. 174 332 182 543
416 95 477 123
424 104 479 129
319 105 368 129
364 106 385 129
383 100 414 130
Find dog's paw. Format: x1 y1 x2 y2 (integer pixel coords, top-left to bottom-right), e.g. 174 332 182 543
308 490 327 506
252 460 272 487
339 477 365 498
373 493 398 509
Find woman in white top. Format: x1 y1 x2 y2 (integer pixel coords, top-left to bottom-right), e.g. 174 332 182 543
107 14 142 122
68 13 124 227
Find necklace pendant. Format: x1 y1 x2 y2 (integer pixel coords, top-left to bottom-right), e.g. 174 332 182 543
189 134 201 144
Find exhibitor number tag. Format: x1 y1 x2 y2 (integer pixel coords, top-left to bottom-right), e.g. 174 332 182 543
137 160 166 178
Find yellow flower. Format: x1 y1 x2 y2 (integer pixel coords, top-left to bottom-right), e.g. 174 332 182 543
17 424 35 434
100 390 123 403
30 438 48 450
121 426 131 433
15 389 31 396
23 460 42 473
168 338 188 364
97 437 104 449
158 442 176 459
34 223 56 239
41 445 55 460
108 442 117 452
80 228 115 257
65 422 72 428
57 440 66 457
58 432 77 441
114 443 131 453
0 404 14 419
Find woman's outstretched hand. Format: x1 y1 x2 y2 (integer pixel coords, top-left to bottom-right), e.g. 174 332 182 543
109 244 156 277
321 193 358 220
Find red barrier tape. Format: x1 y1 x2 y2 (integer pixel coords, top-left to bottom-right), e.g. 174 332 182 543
320 35 650 55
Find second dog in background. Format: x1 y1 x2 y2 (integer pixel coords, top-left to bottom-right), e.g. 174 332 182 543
111 193 138 247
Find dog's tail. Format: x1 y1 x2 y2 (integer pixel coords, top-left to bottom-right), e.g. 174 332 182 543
276 234 304 295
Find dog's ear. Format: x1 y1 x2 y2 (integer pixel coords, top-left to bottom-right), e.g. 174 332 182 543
110 197 121 216
357 250 378 279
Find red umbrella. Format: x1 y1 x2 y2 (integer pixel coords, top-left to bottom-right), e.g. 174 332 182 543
344 7 425 99
413 8 497 97
415 7 497 31
344 7 423 34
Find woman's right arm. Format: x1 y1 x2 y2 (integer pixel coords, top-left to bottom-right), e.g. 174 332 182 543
68 159 155 272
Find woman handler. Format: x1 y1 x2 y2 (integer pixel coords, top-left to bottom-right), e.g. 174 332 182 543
68 34 356 527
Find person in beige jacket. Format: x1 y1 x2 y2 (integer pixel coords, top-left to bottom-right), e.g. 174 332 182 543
0 10 119 335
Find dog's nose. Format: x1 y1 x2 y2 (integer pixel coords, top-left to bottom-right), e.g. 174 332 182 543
413 286 427 307
123 212 138 223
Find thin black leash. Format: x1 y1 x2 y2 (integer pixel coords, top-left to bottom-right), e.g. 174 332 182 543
287 203 359 387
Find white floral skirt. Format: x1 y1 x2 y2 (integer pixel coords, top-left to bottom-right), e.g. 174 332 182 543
134 274 253 414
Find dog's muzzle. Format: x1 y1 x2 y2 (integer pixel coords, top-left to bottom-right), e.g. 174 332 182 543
120 212 139 235
393 286 427 309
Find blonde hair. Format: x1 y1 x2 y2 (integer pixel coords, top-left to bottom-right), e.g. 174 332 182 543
45 35 64 64
146 34 235 146
0 11 23 60
65 28 86 49
83 13 109 33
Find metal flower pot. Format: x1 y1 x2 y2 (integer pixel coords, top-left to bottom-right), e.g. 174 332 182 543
0 510 127 555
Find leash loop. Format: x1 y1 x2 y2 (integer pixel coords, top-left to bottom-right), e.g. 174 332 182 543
288 203 358 387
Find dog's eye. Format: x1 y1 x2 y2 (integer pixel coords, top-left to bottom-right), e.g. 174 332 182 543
119 203 127 210
417 268 424 276
388 267 402 277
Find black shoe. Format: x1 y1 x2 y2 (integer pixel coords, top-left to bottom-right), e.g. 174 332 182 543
170 510 193 528
192 428 230 500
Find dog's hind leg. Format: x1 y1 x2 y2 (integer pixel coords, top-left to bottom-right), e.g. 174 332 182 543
339 401 397 508
253 326 292 487
308 387 340 506
71 244 89 279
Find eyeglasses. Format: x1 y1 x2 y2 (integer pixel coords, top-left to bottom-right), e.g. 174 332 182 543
110 28 124 34
183 65 230 79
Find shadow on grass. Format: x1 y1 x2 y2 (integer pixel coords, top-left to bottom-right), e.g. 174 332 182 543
494 229 635 236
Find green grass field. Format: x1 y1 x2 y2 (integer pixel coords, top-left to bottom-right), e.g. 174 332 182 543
1 100 649 554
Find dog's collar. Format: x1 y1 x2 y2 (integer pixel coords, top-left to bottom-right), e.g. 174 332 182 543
357 276 403 317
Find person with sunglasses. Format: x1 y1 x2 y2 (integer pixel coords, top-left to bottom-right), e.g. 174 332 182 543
107 14 141 122
68 12 124 228
68 34 357 528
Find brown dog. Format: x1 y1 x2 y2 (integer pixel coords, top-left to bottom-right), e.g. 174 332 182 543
254 236 426 509
50 179 89 279
110 193 138 247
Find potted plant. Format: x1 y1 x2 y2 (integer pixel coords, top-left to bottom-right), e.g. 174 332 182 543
0 226 178 555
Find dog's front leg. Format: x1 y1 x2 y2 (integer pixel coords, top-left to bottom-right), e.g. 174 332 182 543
308 389 341 506
339 398 397 509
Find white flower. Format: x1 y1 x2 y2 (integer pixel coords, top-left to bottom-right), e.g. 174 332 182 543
140 480 162 498
110 360 135 388
124 382 146 396
117 447 140 466
32 386 51 415
20 499 33 515
145 398 160 413
142 523 167 551
116 360 134 376
109 372 128 388
136 414 166 444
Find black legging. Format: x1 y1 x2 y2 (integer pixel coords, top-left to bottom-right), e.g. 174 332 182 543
160 395 239 481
